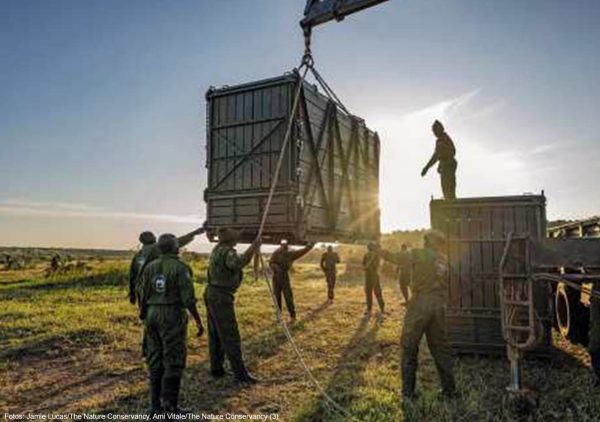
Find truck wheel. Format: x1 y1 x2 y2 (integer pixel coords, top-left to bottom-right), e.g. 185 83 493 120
554 282 590 345
555 283 571 338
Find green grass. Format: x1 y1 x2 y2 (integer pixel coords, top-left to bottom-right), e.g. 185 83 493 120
1 259 599 421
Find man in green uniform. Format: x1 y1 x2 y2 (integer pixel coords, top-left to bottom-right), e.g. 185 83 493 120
129 227 205 305
138 234 204 414
397 243 410 304
205 228 261 384
320 245 340 304
128 227 204 360
269 240 315 323
421 120 457 200
589 294 600 387
377 231 456 399
50 254 61 273
363 242 385 315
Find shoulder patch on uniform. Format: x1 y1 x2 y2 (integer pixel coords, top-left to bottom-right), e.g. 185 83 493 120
153 274 167 293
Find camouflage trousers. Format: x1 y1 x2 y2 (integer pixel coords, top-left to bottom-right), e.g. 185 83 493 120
324 270 336 300
589 298 600 380
144 305 188 379
401 292 455 396
365 273 384 312
439 159 457 200
204 286 248 378
272 273 296 318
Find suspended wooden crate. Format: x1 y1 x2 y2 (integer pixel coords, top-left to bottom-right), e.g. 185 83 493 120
430 194 553 354
204 73 380 244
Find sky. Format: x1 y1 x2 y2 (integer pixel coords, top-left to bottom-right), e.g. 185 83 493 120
1 0 599 251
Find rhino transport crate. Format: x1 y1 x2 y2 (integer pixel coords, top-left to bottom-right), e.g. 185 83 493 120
204 73 381 244
430 194 553 354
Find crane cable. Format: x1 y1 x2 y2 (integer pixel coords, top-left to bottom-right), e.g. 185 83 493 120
252 55 359 421
302 26 350 115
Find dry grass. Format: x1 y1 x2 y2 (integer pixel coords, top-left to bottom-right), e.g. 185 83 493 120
1 257 599 421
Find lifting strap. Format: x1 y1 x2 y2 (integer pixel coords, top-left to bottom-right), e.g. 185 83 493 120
252 56 358 421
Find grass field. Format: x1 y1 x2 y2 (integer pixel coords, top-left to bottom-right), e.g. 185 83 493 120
1 256 599 421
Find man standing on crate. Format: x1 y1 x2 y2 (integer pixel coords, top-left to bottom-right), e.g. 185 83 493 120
320 245 341 304
421 120 457 200
363 242 385 316
205 228 261 385
376 231 457 400
138 234 204 415
269 239 315 323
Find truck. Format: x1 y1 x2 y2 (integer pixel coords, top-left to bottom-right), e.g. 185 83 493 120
547 217 600 345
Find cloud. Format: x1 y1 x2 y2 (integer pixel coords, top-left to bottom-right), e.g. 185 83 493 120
0 198 204 224
529 143 560 155
398 90 480 124
1 199 100 212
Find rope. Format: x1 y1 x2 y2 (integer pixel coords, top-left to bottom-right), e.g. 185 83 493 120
310 66 350 115
255 254 357 421
252 56 359 421
257 63 309 240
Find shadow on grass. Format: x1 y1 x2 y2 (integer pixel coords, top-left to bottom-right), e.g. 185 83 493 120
0 270 126 300
100 299 333 413
404 340 595 422
296 315 383 421
242 299 331 364
0 328 112 361
0 310 27 322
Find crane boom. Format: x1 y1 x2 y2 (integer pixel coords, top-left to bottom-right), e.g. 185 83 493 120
301 0 389 29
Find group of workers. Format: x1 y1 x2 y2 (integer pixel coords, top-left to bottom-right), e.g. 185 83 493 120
127 225 461 414
125 120 598 416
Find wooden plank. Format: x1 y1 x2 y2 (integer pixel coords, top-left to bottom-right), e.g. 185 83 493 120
459 209 472 309
448 206 461 310
478 209 493 308
471 238 484 308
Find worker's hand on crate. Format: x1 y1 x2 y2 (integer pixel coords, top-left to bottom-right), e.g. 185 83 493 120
251 237 262 250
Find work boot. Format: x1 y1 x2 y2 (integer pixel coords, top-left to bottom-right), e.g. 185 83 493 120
235 371 259 387
289 315 296 325
401 362 417 400
148 376 163 416
162 376 190 415
440 387 459 399
402 391 417 401
210 367 226 379
364 308 372 316
591 352 600 387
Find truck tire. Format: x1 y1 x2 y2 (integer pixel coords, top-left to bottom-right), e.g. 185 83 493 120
554 282 590 345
